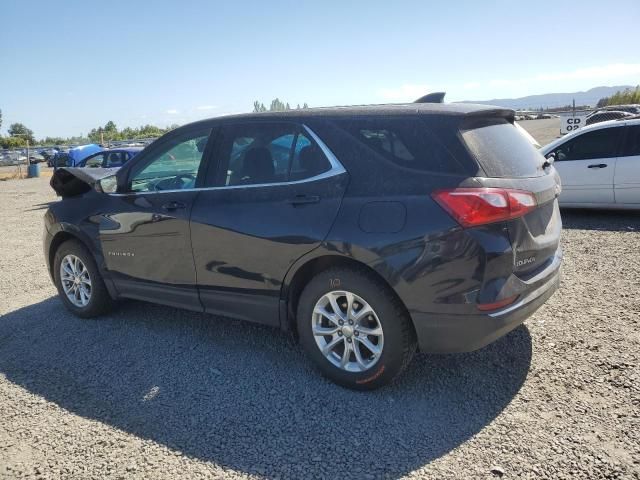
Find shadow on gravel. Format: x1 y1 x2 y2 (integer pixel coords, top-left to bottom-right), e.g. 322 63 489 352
561 209 640 232
0 298 532 479
25 200 58 212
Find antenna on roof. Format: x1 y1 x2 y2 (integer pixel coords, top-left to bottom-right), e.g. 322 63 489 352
414 92 446 104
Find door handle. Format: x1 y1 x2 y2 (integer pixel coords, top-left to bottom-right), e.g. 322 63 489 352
587 163 607 169
289 195 320 206
162 201 186 210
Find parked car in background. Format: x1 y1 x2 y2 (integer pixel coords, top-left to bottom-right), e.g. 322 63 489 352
28 152 46 164
585 110 633 126
46 103 562 389
77 147 143 168
541 118 640 208
52 144 103 168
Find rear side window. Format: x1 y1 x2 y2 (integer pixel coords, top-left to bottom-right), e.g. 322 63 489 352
334 117 465 174
621 125 640 157
552 126 623 161
461 118 543 177
212 123 331 186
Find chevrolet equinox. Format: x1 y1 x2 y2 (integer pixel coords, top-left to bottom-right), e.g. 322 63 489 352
45 103 562 389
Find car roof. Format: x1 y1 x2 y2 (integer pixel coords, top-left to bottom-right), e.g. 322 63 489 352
540 117 640 153
175 102 514 132
589 111 631 117
104 147 143 153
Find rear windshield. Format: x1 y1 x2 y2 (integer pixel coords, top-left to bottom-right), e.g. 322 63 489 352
461 118 543 178
334 117 467 174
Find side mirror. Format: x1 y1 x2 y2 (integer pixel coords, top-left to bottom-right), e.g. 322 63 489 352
96 174 118 194
545 152 556 164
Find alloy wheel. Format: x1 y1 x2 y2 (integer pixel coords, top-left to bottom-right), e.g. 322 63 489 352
312 290 384 373
60 254 92 307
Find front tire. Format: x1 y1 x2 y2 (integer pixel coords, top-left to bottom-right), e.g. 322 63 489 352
53 239 114 318
297 267 416 390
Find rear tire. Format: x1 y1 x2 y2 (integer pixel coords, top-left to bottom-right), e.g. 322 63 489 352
53 239 115 318
297 267 416 390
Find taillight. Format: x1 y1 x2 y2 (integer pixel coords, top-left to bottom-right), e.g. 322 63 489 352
431 188 537 227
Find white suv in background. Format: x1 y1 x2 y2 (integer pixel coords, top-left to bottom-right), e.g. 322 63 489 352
540 118 640 208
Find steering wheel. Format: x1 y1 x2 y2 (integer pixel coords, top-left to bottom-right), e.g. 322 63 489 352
153 173 196 191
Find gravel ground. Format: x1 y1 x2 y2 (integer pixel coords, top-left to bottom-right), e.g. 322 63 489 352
0 176 639 480
518 118 561 146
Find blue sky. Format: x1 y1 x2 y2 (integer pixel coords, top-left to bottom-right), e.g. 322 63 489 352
1 0 639 138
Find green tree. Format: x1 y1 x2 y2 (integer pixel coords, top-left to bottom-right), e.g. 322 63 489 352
0 109 3 131
270 98 287 111
87 127 104 143
596 86 640 107
0 135 26 149
42 136 66 145
8 123 35 144
253 99 309 112
104 121 117 134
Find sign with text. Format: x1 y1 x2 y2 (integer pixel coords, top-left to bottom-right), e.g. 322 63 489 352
560 114 587 134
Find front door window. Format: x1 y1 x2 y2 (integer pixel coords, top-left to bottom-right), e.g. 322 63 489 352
130 129 211 192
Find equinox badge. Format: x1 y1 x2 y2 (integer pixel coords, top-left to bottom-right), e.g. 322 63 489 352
516 256 536 267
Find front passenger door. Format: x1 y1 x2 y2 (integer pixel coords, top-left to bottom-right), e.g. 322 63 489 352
552 126 624 205
98 127 212 310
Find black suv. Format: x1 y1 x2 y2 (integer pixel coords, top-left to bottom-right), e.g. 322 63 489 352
45 103 562 389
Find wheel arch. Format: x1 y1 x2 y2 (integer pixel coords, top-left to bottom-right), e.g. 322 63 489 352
48 231 87 276
47 226 118 299
282 254 412 337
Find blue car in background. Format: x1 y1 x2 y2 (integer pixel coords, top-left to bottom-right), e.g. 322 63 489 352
52 144 103 168
77 147 143 168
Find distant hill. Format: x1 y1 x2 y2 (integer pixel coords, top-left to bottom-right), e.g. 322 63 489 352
461 86 633 110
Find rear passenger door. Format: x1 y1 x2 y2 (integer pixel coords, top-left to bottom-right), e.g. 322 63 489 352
614 125 640 204
551 126 624 204
190 121 348 326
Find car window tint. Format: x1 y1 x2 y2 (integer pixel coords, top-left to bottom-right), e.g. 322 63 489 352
622 125 640 157
84 153 104 168
553 127 623 161
214 123 330 186
130 129 211 192
56 153 70 167
269 133 296 177
461 118 543 177
105 151 127 167
335 117 464 174
289 133 331 181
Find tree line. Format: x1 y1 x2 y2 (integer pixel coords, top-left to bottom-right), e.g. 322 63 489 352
596 86 640 108
1 98 308 149
86 121 179 144
253 98 309 112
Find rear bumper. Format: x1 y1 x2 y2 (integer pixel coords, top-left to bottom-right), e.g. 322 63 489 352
411 257 561 353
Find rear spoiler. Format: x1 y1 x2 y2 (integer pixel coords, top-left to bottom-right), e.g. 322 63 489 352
413 92 515 122
414 92 446 103
50 167 118 197
463 108 516 124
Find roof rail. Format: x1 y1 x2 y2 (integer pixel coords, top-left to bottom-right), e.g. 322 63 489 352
414 92 446 104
